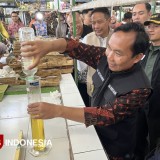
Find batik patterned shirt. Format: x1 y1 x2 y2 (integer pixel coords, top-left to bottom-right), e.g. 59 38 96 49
33 21 47 36
8 21 24 38
65 38 151 127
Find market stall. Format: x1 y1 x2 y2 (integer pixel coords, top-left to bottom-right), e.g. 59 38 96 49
0 73 108 160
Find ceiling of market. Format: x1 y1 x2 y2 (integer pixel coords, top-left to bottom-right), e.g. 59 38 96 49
0 0 13 2
0 0 92 2
0 0 159 10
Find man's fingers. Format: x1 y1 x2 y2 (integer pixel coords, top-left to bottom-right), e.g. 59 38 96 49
21 41 33 46
30 114 42 119
27 57 40 70
27 107 39 112
28 102 39 108
27 108 39 115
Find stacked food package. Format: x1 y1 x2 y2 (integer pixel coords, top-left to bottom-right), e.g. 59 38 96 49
0 39 73 87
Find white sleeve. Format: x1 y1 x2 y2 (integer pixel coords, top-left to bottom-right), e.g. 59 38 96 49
76 35 88 72
77 60 87 72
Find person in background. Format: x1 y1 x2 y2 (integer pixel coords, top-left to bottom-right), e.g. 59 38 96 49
143 13 160 154
29 13 36 28
0 42 7 68
132 3 152 159
81 7 112 99
66 11 92 39
21 23 152 160
56 13 68 38
8 11 24 42
66 11 92 107
45 11 58 37
132 3 152 24
121 12 132 24
109 15 122 29
33 12 47 37
0 8 5 22
81 9 93 27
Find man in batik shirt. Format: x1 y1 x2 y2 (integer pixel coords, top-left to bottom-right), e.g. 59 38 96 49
21 23 152 160
8 11 24 41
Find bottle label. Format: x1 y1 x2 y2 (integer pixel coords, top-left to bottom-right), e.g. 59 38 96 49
30 81 39 86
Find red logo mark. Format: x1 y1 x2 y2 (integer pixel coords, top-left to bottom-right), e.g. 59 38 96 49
0 134 4 149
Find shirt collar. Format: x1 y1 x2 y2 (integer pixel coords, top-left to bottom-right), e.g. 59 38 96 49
149 44 160 52
97 36 107 41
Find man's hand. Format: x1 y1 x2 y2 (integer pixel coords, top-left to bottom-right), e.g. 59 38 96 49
27 101 85 123
27 102 62 119
20 40 52 69
20 38 67 70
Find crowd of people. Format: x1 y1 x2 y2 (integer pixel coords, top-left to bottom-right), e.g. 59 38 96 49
1 2 160 160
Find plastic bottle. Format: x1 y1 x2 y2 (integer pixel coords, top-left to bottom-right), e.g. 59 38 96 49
19 27 37 77
21 57 37 76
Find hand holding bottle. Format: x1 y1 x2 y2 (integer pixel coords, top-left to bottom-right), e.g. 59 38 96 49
19 27 38 77
21 40 51 70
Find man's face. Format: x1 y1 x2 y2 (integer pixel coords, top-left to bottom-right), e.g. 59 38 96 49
83 11 92 26
67 13 83 37
11 13 19 23
91 12 110 38
146 23 160 44
105 31 141 72
132 3 151 24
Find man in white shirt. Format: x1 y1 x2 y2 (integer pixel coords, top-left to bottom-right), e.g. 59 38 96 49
81 7 112 97
66 11 93 106
132 3 152 159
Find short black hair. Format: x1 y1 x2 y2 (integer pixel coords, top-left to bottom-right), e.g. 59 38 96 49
133 3 151 12
11 11 19 15
114 22 149 57
91 7 110 19
145 3 151 12
123 12 132 20
82 9 93 15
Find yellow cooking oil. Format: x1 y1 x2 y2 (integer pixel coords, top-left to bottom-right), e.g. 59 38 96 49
31 118 45 151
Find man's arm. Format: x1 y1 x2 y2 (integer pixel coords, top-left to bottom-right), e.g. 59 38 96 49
27 102 85 123
21 38 106 70
27 88 151 127
84 88 151 127
66 38 106 69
